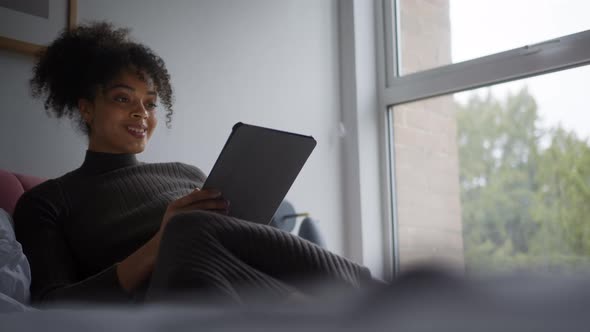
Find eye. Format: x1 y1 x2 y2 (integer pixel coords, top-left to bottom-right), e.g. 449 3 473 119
114 95 130 103
145 102 158 111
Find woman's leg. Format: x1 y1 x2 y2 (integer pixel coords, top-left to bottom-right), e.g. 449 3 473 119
145 210 372 304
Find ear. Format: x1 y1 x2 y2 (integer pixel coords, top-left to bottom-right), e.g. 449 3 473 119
78 98 94 125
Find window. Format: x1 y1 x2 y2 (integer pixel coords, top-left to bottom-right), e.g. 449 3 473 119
379 0 590 275
398 0 590 76
393 66 590 275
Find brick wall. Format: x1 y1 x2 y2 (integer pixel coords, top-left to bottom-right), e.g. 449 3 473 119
394 0 464 271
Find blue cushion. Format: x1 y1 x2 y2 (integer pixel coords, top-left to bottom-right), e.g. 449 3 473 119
0 208 31 308
298 217 326 248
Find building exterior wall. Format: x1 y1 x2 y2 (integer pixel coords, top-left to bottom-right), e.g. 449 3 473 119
394 0 464 271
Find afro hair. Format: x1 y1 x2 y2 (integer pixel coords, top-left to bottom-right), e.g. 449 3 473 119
30 21 174 135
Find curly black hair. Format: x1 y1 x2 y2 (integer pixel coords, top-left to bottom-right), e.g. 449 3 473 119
30 21 174 135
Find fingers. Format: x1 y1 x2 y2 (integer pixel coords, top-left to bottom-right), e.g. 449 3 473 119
173 188 222 209
186 198 230 211
168 188 231 216
174 198 230 215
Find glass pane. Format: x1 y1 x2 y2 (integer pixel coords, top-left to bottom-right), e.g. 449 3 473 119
391 65 590 276
397 0 590 76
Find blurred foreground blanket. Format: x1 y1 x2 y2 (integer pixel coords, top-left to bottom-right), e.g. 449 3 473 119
4 268 590 331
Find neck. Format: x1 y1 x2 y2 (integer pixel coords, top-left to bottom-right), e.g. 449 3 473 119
79 149 140 175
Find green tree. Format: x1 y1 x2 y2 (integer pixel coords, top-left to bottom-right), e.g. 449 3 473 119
456 87 590 274
531 127 590 258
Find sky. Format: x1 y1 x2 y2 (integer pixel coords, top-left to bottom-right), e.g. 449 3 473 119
447 0 590 140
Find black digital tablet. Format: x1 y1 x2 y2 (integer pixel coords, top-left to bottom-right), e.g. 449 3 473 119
202 122 317 224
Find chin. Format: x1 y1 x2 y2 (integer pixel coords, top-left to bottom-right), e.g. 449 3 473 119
118 142 146 154
129 146 146 154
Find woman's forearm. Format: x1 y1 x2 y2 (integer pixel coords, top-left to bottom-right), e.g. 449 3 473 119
116 233 162 292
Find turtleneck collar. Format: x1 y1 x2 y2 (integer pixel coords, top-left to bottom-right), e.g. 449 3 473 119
79 150 140 175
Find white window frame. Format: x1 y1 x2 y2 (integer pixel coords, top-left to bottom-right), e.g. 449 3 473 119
376 0 590 276
338 0 395 280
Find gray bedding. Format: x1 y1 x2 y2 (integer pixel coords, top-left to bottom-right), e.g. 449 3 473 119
0 209 31 312
3 269 590 332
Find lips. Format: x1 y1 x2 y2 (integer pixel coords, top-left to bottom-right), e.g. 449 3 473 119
126 124 147 138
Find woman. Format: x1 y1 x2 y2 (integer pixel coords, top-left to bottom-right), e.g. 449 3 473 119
14 22 374 306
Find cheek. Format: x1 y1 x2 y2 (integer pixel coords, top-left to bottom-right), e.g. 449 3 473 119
91 113 112 132
148 115 158 133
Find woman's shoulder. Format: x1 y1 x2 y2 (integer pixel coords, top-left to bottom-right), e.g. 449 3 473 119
14 178 66 221
17 176 68 206
21 178 61 199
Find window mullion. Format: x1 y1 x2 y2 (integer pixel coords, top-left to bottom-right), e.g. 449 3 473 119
384 29 590 106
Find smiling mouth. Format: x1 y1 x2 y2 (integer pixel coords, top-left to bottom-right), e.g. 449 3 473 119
126 126 147 138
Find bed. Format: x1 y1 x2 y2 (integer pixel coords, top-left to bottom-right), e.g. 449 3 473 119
2 168 590 331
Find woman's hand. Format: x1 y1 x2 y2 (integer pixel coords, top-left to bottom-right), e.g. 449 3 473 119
159 188 230 233
117 188 229 293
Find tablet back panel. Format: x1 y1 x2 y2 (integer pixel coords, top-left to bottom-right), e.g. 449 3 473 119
203 123 316 224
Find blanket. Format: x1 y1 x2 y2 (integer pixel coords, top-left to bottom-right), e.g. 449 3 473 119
0 209 32 312
144 210 376 304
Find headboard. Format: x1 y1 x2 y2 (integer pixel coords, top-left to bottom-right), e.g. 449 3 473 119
0 169 46 216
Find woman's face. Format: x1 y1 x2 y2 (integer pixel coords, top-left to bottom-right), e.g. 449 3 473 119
78 69 158 154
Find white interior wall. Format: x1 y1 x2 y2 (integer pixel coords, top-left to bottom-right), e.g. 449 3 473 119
0 0 346 255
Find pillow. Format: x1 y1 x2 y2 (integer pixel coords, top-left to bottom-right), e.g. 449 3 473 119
0 208 31 307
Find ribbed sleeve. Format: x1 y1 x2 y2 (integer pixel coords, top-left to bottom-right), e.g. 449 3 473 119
14 156 206 305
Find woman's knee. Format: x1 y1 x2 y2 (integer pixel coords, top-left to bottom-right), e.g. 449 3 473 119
163 210 226 236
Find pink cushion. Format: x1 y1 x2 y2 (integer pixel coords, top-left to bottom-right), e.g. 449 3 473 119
0 169 46 216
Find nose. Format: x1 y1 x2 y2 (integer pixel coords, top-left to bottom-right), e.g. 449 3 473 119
131 112 148 119
131 103 149 119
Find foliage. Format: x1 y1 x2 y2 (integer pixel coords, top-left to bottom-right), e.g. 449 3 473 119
457 87 590 275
